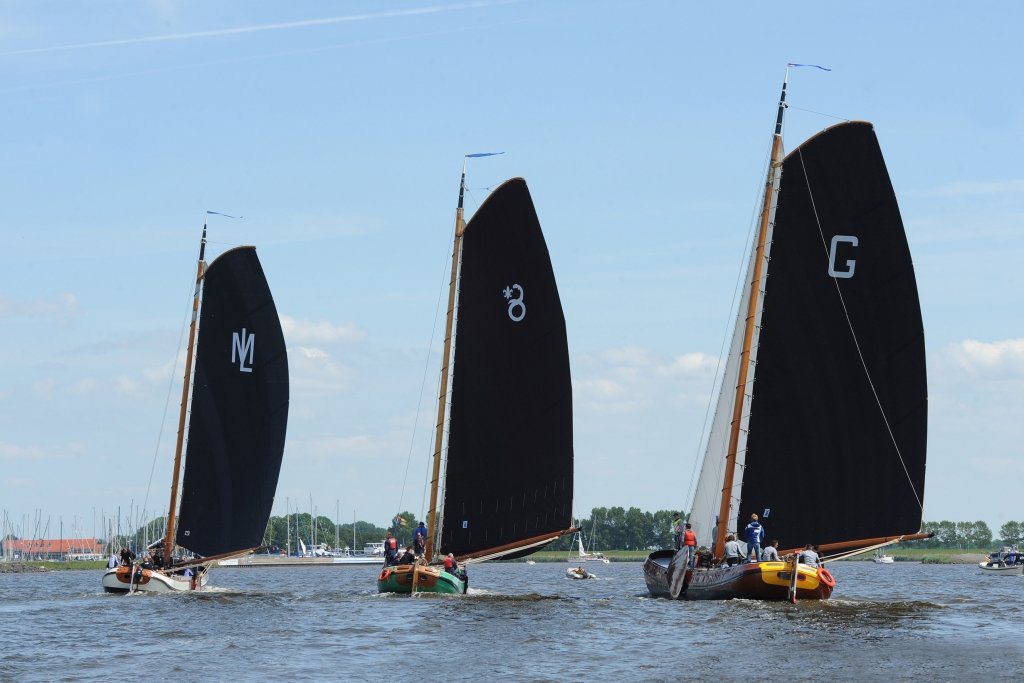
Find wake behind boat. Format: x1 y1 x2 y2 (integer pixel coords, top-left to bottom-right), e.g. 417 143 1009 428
378 159 575 595
645 67 930 602
103 222 289 594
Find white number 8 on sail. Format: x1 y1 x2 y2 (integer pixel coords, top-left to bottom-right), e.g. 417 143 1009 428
502 284 526 322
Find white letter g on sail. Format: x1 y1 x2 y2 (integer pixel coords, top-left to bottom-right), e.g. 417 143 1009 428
828 235 858 279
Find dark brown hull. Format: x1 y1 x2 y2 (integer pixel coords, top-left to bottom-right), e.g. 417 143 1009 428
643 550 834 601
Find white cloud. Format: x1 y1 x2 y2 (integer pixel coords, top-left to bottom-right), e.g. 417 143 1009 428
115 375 141 396
656 352 719 377
573 346 719 414
289 346 353 395
281 315 366 345
0 293 77 319
289 434 385 462
573 378 625 399
920 179 1024 198
946 338 1024 377
0 441 85 461
32 377 56 396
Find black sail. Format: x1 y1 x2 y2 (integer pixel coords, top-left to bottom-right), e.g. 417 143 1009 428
440 178 573 559
739 122 927 550
176 246 289 557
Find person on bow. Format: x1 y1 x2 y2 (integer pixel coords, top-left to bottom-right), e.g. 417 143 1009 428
761 539 780 562
798 544 820 567
413 522 428 558
443 553 458 575
744 514 764 563
672 512 683 550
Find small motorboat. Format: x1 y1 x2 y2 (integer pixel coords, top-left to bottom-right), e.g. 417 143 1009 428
872 552 895 564
566 566 597 580
979 547 1024 575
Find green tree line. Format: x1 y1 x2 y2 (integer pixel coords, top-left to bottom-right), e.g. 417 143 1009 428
261 510 422 552
903 520 1024 549
112 512 1022 554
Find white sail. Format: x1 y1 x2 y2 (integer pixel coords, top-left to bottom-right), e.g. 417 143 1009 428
688 168 779 549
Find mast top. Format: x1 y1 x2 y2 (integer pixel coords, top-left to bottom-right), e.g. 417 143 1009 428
774 68 789 138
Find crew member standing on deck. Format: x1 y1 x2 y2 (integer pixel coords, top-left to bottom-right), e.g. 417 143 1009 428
682 523 697 567
413 522 428 558
383 532 399 566
672 512 683 550
744 514 764 563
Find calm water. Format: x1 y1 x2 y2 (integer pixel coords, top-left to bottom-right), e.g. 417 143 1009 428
1 561 1021 680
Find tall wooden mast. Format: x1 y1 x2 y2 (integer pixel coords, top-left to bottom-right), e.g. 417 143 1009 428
424 160 468 565
162 223 207 565
713 72 788 559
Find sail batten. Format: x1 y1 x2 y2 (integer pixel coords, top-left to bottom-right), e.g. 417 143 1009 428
175 246 289 558
438 178 573 559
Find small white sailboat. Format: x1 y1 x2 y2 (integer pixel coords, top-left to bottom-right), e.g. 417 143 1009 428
567 531 610 564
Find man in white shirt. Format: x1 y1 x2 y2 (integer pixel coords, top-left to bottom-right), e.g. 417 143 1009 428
761 540 780 562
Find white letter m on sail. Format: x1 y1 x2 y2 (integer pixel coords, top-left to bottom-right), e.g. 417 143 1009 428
232 328 255 373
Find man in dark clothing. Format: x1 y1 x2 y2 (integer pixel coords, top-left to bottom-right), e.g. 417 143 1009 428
413 522 428 558
397 546 416 565
672 513 683 550
383 532 399 566
119 547 135 568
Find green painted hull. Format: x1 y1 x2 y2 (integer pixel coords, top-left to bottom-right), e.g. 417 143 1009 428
376 567 466 594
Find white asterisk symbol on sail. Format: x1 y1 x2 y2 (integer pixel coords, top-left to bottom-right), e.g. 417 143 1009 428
502 286 513 299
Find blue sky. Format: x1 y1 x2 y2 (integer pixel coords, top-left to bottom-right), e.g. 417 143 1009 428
1 0 1021 539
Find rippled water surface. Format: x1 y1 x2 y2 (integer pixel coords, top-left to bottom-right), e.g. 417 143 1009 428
1 562 1021 680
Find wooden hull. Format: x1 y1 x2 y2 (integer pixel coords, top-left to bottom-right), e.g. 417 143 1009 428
377 564 466 595
643 550 834 601
101 566 208 594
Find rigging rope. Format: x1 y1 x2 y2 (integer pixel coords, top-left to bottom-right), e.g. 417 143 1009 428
140 284 194 534
796 147 925 511
396 214 462 525
683 143 774 515
786 105 850 122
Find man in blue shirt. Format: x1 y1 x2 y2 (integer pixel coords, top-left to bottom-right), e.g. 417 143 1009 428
744 514 764 563
413 522 428 558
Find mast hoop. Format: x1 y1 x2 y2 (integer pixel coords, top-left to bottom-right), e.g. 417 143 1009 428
795 145 924 511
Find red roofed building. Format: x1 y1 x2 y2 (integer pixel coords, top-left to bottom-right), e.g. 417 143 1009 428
2 538 104 561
